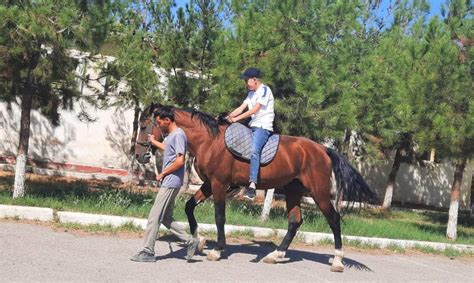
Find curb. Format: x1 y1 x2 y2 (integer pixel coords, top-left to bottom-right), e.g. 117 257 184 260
1 204 472 253
0 204 54 221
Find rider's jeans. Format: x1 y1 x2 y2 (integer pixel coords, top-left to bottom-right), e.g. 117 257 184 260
249 127 272 184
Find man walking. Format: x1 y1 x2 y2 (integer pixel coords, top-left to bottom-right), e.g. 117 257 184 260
131 106 205 262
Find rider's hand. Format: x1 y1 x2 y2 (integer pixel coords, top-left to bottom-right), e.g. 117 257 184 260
147 134 155 142
226 116 233 123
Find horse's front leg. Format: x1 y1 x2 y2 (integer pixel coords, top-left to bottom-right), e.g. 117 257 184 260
185 179 212 237
207 180 227 261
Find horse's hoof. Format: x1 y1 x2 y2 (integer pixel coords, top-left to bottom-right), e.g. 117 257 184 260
262 250 286 264
330 249 344 273
330 265 344 272
206 249 221 261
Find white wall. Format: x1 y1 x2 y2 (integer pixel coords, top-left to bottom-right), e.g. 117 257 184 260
358 157 472 210
0 102 134 170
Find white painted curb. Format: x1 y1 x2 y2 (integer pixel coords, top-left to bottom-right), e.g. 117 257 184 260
0 204 54 221
57 211 147 229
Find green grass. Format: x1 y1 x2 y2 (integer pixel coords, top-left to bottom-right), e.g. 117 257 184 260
1 173 473 246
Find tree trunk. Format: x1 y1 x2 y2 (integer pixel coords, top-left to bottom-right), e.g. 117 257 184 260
182 154 194 191
470 174 473 216
341 129 353 161
126 102 141 181
260 188 275 221
382 147 403 209
446 158 466 240
13 92 33 198
129 101 141 155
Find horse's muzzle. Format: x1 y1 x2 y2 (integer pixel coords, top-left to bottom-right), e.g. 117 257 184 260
136 152 151 164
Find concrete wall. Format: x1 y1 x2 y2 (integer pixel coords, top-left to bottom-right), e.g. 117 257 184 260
0 102 134 170
358 158 472 210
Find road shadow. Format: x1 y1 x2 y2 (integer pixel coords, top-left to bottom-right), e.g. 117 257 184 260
153 235 205 262
203 239 373 271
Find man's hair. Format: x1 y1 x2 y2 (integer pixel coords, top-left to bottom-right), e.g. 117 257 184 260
153 106 175 122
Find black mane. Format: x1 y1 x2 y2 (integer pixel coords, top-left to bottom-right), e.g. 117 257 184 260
187 109 221 137
145 103 225 137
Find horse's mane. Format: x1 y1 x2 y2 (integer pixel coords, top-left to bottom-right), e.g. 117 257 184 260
144 103 226 137
186 108 221 137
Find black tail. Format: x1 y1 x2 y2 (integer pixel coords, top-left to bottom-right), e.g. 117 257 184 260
326 148 378 208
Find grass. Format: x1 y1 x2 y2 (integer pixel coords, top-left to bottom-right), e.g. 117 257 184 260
1 172 473 247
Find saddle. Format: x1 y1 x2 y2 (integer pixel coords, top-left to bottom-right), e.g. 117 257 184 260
224 123 280 165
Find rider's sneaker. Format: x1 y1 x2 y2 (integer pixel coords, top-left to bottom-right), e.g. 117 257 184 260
130 250 156 262
243 182 256 201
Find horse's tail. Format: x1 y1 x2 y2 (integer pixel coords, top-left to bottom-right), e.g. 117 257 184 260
326 147 378 208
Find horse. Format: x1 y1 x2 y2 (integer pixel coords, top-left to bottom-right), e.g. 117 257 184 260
135 104 378 272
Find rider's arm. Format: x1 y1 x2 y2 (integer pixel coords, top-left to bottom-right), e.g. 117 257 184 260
227 102 248 119
231 103 262 123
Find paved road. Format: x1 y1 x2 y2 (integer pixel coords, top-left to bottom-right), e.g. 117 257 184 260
0 221 472 282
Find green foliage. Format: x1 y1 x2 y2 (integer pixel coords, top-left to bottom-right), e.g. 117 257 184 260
0 0 116 124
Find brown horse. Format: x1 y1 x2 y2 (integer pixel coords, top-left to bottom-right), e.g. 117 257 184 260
135 104 377 272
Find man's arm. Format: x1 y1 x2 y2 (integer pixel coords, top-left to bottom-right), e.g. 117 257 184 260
156 153 185 181
148 134 165 151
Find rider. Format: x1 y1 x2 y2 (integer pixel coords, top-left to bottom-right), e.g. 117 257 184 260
226 67 275 200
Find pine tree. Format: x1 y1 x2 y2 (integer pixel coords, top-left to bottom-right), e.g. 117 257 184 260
413 0 472 240
0 0 115 197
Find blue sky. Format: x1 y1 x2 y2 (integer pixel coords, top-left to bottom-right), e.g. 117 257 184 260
175 0 444 16
173 0 445 26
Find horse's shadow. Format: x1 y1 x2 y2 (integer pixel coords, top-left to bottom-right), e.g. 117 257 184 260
216 240 372 271
155 236 372 271
153 235 204 262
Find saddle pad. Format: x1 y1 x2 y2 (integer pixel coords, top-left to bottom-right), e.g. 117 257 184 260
224 123 280 165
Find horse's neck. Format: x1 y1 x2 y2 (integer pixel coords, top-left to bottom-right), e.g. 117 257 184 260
181 126 220 155
174 110 227 162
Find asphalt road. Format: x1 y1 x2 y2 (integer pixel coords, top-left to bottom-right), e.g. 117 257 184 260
0 220 472 282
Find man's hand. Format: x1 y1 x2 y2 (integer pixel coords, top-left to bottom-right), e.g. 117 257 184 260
147 134 155 142
156 173 164 182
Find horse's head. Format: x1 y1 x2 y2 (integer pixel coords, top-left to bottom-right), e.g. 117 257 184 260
134 104 164 164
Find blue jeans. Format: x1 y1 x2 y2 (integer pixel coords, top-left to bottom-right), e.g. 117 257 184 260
249 127 272 183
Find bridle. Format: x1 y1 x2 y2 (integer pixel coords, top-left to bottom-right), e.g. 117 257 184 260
136 118 164 163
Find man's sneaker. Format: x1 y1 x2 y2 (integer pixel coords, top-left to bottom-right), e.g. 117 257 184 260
243 182 257 201
130 250 156 262
186 237 200 261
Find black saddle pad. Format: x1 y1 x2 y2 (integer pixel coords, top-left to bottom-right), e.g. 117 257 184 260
224 123 280 165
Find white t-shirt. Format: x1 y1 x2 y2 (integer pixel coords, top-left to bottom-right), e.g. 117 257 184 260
244 84 274 131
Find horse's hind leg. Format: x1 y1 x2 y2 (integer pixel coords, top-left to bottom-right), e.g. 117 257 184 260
305 174 344 272
262 180 304 264
317 197 344 272
299 168 344 272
